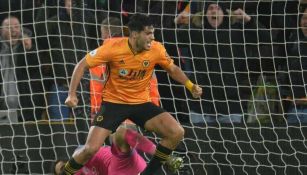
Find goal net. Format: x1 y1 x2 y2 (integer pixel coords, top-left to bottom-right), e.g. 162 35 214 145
0 0 307 174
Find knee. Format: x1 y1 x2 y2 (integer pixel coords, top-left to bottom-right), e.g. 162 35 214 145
170 125 185 141
177 125 185 140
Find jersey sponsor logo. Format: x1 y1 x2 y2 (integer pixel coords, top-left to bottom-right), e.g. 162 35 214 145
119 69 146 80
96 115 104 122
89 49 97 57
142 60 150 67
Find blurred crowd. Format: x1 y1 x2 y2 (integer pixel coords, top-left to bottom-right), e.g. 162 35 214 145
0 0 306 125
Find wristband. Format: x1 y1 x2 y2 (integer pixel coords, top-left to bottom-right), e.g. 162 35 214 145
185 80 194 92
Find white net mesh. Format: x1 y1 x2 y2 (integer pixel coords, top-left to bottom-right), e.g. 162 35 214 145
0 0 307 174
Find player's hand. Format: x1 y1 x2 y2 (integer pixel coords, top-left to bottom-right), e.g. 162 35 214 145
65 94 78 108
191 84 202 98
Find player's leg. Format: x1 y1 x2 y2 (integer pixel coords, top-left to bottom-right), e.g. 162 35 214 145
128 103 184 175
61 102 128 175
74 127 111 162
61 126 111 175
141 112 184 175
113 124 156 154
113 123 184 173
111 126 133 153
145 112 184 148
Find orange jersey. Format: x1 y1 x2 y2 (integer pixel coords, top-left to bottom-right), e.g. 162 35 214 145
90 75 160 114
85 37 173 104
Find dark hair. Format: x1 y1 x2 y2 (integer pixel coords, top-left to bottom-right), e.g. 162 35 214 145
299 5 307 21
300 4 307 14
102 17 121 26
127 13 153 32
101 17 122 36
1 15 20 26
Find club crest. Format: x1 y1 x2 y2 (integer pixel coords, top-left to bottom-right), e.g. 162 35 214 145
143 60 150 67
96 115 103 122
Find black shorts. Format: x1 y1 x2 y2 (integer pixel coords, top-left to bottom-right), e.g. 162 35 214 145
93 102 166 132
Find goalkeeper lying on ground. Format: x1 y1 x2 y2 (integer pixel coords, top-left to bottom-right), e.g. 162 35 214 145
54 123 183 175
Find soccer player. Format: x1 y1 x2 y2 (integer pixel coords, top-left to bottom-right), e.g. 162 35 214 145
63 14 202 175
55 124 182 175
90 17 160 115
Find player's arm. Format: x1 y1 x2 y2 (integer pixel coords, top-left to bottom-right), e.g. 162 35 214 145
66 43 109 108
157 42 202 98
65 58 89 107
165 64 202 98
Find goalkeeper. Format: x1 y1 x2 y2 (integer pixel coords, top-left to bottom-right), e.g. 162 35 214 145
63 13 202 175
55 123 183 175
